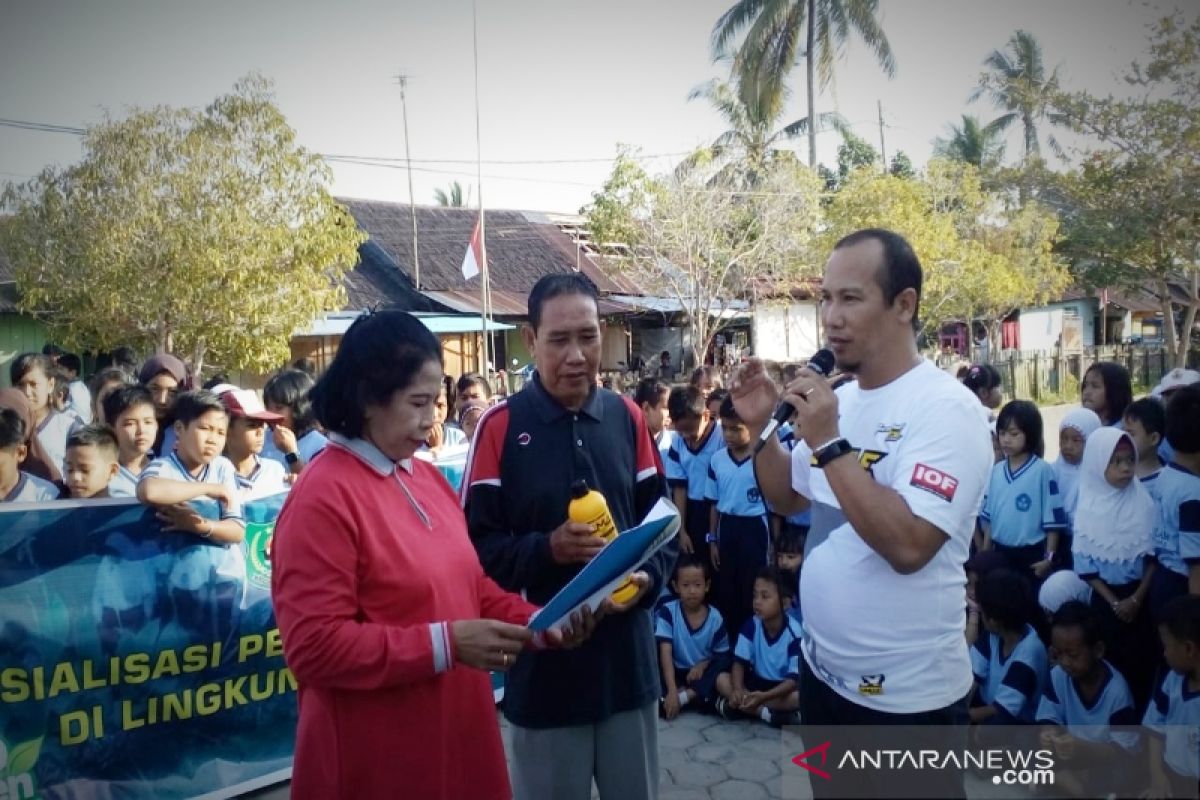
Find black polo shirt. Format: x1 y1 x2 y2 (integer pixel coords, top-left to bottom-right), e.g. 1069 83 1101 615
463 372 673 728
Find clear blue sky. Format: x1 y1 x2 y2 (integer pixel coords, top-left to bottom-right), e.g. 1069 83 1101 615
0 0 1190 212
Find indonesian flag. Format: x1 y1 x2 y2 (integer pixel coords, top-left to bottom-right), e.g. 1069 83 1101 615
461 217 483 280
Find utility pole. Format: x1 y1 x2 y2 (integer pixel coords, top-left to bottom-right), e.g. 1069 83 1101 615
877 99 887 173
395 73 421 290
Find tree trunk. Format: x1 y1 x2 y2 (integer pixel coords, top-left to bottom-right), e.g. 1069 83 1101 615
806 0 817 169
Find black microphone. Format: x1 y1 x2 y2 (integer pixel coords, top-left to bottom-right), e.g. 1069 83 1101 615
754 349 836 453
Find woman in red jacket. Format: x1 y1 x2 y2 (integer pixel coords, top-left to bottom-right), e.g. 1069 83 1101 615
272 310 589 800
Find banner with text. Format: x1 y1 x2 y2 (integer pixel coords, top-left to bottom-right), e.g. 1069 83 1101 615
0 494 294 800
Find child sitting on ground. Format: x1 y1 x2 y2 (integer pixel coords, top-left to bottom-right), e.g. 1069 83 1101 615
1036 601 1139 798
0 407 60 502
218 388 290 498
1143 594 1200 798
655 555 730 719
103 385 158 498
716 567 803 727
64 425 120 499
970 568 1048 724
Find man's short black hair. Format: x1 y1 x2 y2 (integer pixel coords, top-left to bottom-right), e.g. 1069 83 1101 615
1166 385 1200 454
667 386 705 422
527 274 599 331
172 390 229 427
833 228 922 331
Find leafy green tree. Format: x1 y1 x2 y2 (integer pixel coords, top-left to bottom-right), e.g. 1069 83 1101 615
712 0 895 168
888 150 914 179
585 159 824 367
1047 14 1200 366
822 160 1067 350
434 181 469 207
579 145 661 250
0 76 365 375
971 30 1068 162
932 114 1006 171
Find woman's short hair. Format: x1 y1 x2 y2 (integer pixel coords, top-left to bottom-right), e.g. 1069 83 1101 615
311 311 441 439
264 369 318 436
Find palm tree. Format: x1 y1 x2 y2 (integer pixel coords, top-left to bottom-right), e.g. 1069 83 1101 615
970 30 1066 162
932 114 1006 170
681 77 846 186
712 0 895 169
433 181 468 207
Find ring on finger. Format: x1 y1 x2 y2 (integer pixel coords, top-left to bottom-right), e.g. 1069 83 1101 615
801 387 815 399
501 651 509 667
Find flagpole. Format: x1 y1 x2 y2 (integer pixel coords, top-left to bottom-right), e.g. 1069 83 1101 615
472 0 491 377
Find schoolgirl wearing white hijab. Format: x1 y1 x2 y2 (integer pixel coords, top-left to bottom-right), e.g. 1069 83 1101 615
1072 426 1158 708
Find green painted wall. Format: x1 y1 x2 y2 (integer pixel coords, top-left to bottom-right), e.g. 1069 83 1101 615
0 314 48 387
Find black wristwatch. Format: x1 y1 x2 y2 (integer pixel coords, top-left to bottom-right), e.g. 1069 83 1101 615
813 437 854 468
285 451 300 466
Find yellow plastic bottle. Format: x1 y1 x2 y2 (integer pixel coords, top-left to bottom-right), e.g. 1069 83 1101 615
568 480 639 604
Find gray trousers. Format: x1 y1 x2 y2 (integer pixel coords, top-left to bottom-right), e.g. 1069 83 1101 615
509 702 658 800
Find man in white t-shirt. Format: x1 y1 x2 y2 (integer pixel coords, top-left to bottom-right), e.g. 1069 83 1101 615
732 229 992 798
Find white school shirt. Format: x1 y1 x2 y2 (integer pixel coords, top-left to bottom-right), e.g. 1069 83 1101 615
794 359 992 713
36 409 81 474
2 471 60 503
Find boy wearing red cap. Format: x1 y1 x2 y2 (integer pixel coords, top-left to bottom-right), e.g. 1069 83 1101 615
219 388 290 498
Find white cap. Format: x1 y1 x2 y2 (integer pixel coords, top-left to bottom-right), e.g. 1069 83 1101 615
1152 368 1200 398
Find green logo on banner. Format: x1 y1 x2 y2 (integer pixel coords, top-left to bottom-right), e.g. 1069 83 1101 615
245 522 275 590
0 736 42 800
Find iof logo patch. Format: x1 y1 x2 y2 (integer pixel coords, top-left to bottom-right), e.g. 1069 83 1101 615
245 521 275 591
910 463 958 502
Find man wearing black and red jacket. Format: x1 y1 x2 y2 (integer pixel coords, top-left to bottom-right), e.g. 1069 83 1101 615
463 274 675 800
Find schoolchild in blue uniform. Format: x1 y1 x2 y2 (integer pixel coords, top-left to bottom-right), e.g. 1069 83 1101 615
666 386 723 557
1036 601 1139 797
980 400 1067 583
716 567 802 728
655 555 730 719
1072 427 1157 710
1148 386 1200 622
1143 595 1200 798
970 568 1048 724
706 395 775 638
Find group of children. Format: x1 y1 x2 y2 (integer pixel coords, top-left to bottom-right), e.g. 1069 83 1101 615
962 361 1200 793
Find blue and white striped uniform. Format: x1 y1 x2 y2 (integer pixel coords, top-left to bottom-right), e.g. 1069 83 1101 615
981 455 1067 547
2 471 59 503
654 600 730 670
1035 661 1140 751
108 465 140 499
734 616 803 684
666 422 724 502
971 624 1049 723
1143 670 1200 779
1152 463 1200 579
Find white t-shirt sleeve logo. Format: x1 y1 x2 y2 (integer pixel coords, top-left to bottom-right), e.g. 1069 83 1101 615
910 463 959 502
